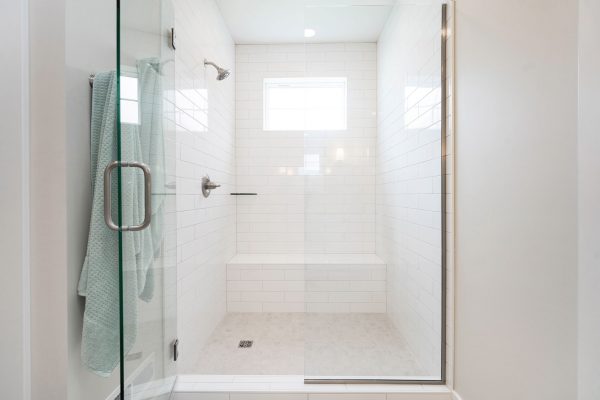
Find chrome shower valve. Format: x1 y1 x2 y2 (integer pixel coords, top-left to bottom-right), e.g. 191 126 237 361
202 175 221 198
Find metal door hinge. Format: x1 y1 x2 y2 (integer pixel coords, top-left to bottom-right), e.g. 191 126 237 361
169 27 176 51
173 339 179 362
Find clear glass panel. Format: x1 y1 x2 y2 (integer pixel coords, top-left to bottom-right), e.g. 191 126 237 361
118 0 177 398
303 0 445 381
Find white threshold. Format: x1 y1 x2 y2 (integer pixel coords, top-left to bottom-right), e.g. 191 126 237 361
173 375 453 399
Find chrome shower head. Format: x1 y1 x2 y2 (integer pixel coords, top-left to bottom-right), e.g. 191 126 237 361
204 59 231 81
217 69 231 80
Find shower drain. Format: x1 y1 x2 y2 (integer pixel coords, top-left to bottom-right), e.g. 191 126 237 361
238 340 253 348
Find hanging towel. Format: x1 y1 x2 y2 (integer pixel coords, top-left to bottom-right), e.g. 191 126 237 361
79 59 165 376
138 60 166 286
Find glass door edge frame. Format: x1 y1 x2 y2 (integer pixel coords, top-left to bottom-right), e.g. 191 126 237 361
302 2 451 386
115 0 126 397
304 379 446 385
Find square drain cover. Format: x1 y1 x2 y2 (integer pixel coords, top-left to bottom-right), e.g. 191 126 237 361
238 340 253 348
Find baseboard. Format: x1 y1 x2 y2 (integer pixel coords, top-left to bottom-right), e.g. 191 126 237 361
452 390 464 400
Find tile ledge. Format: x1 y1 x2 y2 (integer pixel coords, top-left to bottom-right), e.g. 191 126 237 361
227 253 386 265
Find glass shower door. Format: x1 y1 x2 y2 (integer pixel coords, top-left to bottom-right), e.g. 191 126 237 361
302 0 447 383
116 0 177 398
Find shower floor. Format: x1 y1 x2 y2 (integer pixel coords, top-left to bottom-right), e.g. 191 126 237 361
191 313 423 378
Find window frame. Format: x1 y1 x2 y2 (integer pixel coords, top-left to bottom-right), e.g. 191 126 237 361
262 77 348 131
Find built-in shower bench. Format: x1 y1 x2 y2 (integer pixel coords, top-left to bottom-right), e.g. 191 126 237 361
226 254 386 313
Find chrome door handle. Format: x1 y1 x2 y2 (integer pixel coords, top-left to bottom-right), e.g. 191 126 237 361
103 160 152 231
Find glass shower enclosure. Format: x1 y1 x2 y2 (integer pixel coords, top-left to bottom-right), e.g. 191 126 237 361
103 0 449 397
112 0 177 398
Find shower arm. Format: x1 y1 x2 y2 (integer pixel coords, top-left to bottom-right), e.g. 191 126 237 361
204 60 219 69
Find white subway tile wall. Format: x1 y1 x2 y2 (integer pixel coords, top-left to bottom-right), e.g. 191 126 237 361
235 43 378 254
305 42 379 256
173 0 236 372
376 3 449 377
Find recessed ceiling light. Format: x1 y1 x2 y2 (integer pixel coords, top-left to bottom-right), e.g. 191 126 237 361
304 28 316 38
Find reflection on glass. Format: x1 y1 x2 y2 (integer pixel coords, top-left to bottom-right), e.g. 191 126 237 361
404 85 442 130
302 154 321 175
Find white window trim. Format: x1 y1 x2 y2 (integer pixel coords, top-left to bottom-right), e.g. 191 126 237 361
263 77 348 131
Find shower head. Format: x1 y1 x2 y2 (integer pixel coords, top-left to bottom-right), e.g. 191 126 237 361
204 59 231 81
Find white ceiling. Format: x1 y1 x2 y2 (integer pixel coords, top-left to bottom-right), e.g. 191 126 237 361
214 0 395 44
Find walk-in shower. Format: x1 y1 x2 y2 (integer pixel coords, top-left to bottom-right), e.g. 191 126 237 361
81 0 452 398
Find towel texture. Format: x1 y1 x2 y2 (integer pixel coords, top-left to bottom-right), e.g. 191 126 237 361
79 59 165 376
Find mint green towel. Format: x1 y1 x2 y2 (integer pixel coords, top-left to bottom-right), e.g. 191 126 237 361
79 59 165 376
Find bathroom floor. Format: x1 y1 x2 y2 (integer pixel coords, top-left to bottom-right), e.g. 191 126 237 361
192 313 423 377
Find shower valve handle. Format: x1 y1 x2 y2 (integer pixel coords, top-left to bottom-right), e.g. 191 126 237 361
202 175 220 198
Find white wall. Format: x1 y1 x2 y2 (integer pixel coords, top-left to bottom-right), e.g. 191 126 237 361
453 0 578 399
172 0 236 373
377 1 447 377
29 0 69 398
577 1 600 399
21 0 119 398
235 43 377 254
0 1 28 399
